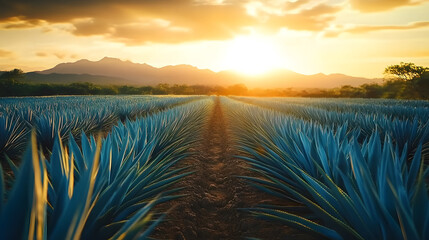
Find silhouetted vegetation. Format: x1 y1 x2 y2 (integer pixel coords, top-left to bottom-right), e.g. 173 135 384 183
1 62 428 99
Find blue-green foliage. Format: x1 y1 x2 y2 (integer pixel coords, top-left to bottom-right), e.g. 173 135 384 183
233 96 429 156
0 98 211 239
225 97 429 240
234 97 429 121
0 113 29 160
0 95 201 159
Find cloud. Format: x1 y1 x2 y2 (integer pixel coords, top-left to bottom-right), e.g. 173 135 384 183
349 0 426 12
72 18 112 36
53 52 67 59
35 52 48 57
325 21 429 37
284 0 311 10
347 21 429 33
266 4 342 31
1 17 46 29
0 0 342 44
391 50 429 57
0 49 13 58
35 51 77 59
413 50 429 57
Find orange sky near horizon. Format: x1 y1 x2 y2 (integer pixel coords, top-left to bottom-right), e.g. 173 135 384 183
0 0 428 78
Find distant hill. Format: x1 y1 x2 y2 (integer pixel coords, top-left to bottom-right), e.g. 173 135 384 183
28 57 382 88
228 70 383 89
24 72 131 85
37 57 231 86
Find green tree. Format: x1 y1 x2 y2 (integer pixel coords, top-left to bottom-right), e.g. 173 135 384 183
361 83 383 98
226 84 248 95
383 62 429 99
153 84 170 95
0 69 25 96
0 68 24 84
335 85 363 98
384 62 428 81
413 71 429 99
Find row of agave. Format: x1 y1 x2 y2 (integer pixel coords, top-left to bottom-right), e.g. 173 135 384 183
232 97 429 157
223 97 429 240
0 98 212 239
250 97 429 120
0 96 202 161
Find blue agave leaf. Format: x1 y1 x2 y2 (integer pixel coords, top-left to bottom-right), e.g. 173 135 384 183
110 199 157 240
411 161 429 239
0 131 47 239
225 97 429 240
6 155 19 176
0 165 3 214
248 208 343 240
49 136 101 240
407 144 422 191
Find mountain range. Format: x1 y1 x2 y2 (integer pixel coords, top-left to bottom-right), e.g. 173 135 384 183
24 57 382 89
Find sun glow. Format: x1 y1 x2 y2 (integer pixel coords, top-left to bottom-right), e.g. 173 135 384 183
222 35 283 75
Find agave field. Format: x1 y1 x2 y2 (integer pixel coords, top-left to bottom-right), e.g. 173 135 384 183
0 95 428 240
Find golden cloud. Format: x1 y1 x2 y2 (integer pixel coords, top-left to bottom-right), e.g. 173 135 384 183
35 51 76 59
2 17 45 29
391 50 429 57
0 0 342 44
0 49 13 58
267 4 342 31
349 0 426 12
325 21 429 37
35 52 48 57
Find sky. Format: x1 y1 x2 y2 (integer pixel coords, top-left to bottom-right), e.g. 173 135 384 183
0 0 428 78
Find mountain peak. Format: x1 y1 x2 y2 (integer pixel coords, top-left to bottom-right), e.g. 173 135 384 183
74 59 91 63
99 57 122 62
161 64 199 70
37 57 382 88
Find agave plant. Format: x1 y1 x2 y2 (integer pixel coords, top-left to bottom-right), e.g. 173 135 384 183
232 96 429 157
0 97 211 240
0 95 204 155
233 96 429 122
224 97 429 240
0 113 29 161
0 131 163 240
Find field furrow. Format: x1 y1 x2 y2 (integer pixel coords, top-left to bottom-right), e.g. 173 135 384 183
153 97 317 239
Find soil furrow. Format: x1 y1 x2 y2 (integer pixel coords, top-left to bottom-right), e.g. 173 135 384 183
153 97 317 239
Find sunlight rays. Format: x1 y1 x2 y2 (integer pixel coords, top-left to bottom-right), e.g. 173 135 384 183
221 35 283 75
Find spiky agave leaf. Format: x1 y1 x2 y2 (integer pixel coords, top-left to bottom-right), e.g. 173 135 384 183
0 130 48 240
232 96 429 155
0 96 210 240
0 113 29 161
225 97 429 240
80 99 211 239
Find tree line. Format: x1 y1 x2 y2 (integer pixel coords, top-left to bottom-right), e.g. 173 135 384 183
1 62 428 99
303 62 429 99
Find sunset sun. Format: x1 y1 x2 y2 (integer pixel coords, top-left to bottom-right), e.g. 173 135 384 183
222 36 283 75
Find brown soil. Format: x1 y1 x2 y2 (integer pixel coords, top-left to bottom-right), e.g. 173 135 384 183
152 97 318 240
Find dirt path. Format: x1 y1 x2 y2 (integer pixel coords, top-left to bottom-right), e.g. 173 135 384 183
153 97 317 239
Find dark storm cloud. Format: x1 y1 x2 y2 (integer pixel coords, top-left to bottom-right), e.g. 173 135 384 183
0 0 343 43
